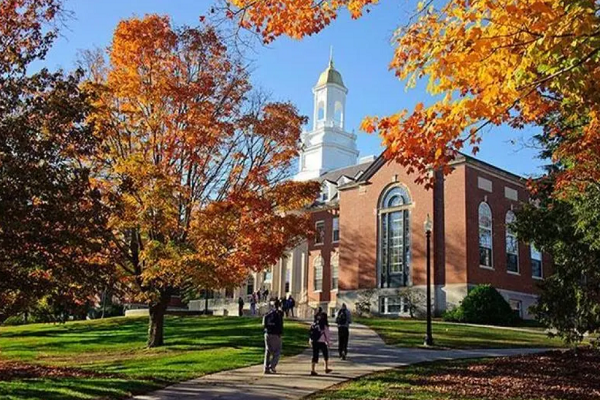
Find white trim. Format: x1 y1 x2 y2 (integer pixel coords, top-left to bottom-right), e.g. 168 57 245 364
507 271 521 276
479 265 495 270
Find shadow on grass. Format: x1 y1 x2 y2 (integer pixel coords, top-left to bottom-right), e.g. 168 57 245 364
0 377 164 400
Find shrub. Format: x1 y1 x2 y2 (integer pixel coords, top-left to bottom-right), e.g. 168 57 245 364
2 315 26 326
443 284 519 326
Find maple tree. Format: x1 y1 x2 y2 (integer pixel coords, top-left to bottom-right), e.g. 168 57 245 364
225 0 600 194
86 15 319 347
0 0 111 321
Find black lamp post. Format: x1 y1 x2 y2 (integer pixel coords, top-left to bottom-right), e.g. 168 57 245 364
424 213 434 346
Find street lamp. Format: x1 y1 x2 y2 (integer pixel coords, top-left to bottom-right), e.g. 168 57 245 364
423 213 434 346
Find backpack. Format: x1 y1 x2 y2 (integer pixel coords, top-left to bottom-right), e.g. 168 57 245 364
336 310 347 326
309 323 322 342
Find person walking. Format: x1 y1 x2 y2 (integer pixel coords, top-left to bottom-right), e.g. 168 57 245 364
250 293 257 316
263 300 284 374
237 296 244 317
335 303 352 360
309 313 332 376
288 295 296 318
282 296 289 317
314 306 323 322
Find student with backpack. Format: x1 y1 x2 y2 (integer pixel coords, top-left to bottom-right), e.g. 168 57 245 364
335 303 352 360
263 301 284 374
309 313 332 376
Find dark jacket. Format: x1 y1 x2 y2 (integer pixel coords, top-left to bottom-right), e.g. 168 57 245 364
263 309 284 335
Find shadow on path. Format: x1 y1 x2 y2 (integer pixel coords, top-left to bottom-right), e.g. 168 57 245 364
133 323 549 400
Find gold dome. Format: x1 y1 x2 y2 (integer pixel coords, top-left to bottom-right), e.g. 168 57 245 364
316 58 345 88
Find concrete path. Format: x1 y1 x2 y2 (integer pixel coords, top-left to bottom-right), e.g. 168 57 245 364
134 324 548 400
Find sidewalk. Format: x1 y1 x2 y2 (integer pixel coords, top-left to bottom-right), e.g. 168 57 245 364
134 323 548 400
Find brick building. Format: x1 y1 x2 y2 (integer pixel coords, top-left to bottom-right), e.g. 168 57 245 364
215 55 547 320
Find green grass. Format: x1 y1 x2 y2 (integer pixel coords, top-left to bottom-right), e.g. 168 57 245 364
0 316 309 400
359 317 564 349
308 360 472 400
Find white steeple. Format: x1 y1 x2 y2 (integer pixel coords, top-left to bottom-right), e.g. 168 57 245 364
295 51 359 181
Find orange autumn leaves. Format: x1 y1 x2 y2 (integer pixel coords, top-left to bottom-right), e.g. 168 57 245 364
227 0 378 43
227 0 600 194
88 15 319 300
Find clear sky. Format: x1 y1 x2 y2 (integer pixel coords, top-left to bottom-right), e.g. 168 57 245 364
42 0 545 177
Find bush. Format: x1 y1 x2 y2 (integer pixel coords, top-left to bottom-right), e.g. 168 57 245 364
443 284 519 326
2 315 26 326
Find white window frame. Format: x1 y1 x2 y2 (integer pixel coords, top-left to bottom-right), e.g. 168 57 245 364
378 185 412 288
315 220 325 246
331 252 339 291
313 256 323 292
379 297 409 315
478 202 494 269
505 210 519 274
332 216 340 243
509 299 523 318
531 245 543 279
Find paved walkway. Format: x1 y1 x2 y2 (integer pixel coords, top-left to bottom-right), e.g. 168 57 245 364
134 324 548 400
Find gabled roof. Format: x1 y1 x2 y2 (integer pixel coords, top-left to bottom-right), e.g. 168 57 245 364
317 160 375 185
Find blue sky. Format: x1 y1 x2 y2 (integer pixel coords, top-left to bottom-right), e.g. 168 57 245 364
42 0 545 177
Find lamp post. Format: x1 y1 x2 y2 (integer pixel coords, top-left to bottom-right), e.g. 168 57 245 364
424 213 434 346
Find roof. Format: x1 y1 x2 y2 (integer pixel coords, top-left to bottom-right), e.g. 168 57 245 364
316 58 345 88
340 151 526 190
318 159 375 185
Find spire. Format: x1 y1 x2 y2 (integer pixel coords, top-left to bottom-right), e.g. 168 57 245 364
329 45 334 67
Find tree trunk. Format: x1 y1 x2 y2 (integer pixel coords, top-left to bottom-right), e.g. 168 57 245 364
147 293 170 348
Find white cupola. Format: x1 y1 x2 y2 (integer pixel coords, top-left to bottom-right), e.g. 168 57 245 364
295 50 359 181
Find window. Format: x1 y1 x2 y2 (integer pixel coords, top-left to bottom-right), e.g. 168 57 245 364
315 221 325 245
314 256 323 291
317 102 325 120
246 276 255 295
531 245 543 279
509 299 523 319
379 186 411 288
332 217 340 242
379 297 409 315
479 202 493 268
331 253 339 290
334 101 343 128
506 211 519 273
263 268 272 283
284 268 290 293
320 183 329 202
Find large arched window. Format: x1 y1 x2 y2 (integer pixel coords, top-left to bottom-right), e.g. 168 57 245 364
331 252 339 290
505 211 519 273
379 186 411 288
314 255 323 291
479 202 493 268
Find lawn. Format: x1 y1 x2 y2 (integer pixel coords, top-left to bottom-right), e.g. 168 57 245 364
359 317 564 349
0 316 309 400
309 348 600 400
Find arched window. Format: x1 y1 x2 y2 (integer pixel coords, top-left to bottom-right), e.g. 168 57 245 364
317 101 325 120
379 185 411 288
314 255 323 291
331 252 339 290
505 211 519 273
479 202 493 268
334 101 343 128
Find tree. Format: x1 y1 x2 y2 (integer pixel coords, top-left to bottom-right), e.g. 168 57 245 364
224 0 600 192
514 172 600 344
86 15 319 347
0 0 111 321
